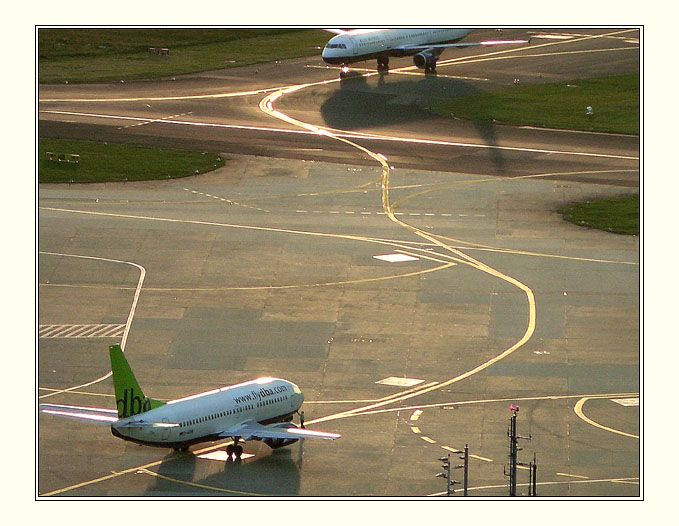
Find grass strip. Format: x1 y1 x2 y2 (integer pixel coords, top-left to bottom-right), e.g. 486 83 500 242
38 29 328 83
39 138 224 183
433 75 639 135
560 194 639 235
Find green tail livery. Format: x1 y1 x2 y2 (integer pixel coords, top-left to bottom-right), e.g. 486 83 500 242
109 344 165 418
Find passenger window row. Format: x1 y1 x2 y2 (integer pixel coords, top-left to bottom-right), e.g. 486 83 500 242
177 394 290 428
256 395 287 408
179 403 257 427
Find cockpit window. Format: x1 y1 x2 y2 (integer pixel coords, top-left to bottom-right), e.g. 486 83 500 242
326 43 347 49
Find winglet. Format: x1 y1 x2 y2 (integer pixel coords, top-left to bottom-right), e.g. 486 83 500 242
109 344 164 418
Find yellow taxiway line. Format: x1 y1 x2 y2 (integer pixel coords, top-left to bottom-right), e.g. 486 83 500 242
574 397 640 439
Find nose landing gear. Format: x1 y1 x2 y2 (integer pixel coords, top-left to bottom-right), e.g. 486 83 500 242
377 57 390 74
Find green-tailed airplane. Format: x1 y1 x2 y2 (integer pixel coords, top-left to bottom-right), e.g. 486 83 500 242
40 345 339 459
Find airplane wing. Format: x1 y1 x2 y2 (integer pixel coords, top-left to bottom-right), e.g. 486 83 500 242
219 420 340 441
39 403 119 426
397 39 528 52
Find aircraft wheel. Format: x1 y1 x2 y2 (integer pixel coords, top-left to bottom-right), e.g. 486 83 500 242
235 445 243 459
226 444 235 456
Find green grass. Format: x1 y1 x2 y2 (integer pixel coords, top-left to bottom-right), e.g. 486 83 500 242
433 75 639 135
39 138 225 183
38 28 329 83
560 194 639 235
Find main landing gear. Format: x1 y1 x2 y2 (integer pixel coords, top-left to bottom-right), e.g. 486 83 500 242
226 438 243 459
424 65 437 75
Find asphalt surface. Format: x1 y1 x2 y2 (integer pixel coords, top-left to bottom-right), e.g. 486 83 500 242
38 28 640 498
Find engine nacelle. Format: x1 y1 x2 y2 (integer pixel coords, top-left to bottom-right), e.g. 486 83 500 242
413 51 437 70
261 422 300 450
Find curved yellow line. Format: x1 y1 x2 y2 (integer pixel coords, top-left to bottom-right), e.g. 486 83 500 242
259 82 537 426
574 397 639 439
139 468 264 496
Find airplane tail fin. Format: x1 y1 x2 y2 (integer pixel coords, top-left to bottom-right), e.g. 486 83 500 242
109 344 164 418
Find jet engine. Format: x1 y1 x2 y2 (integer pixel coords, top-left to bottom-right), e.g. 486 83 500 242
261 422 300 449
413 50 437 70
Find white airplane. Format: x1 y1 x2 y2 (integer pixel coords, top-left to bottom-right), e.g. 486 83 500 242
321 28 527 78
40 344 340 459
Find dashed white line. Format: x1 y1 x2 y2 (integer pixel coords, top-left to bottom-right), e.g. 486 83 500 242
184 188 269 212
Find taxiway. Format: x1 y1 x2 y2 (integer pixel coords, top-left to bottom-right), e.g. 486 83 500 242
38 28 640 497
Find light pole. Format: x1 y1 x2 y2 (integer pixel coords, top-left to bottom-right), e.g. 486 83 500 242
506 405 531 496
437 447 469 496
462 444 469 496
436 454 458 496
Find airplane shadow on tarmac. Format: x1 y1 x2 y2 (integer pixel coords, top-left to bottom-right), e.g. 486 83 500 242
144 441 303 497
318 71 507 175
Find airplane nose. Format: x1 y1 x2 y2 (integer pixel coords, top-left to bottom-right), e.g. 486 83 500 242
321 47 333 63
290 391 304 411
289 382 304 409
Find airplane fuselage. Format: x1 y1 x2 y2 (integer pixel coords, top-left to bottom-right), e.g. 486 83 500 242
321 28 474 65
111 377 303 449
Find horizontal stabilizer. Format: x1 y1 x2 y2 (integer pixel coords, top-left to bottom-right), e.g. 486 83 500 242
39 403 119 426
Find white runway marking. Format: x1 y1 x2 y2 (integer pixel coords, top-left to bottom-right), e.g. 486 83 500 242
611 398 639 407
376 377 425 387
39 324 126 339
373 253 419 263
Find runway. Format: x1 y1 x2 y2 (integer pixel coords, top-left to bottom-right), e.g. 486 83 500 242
38 28 640 497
